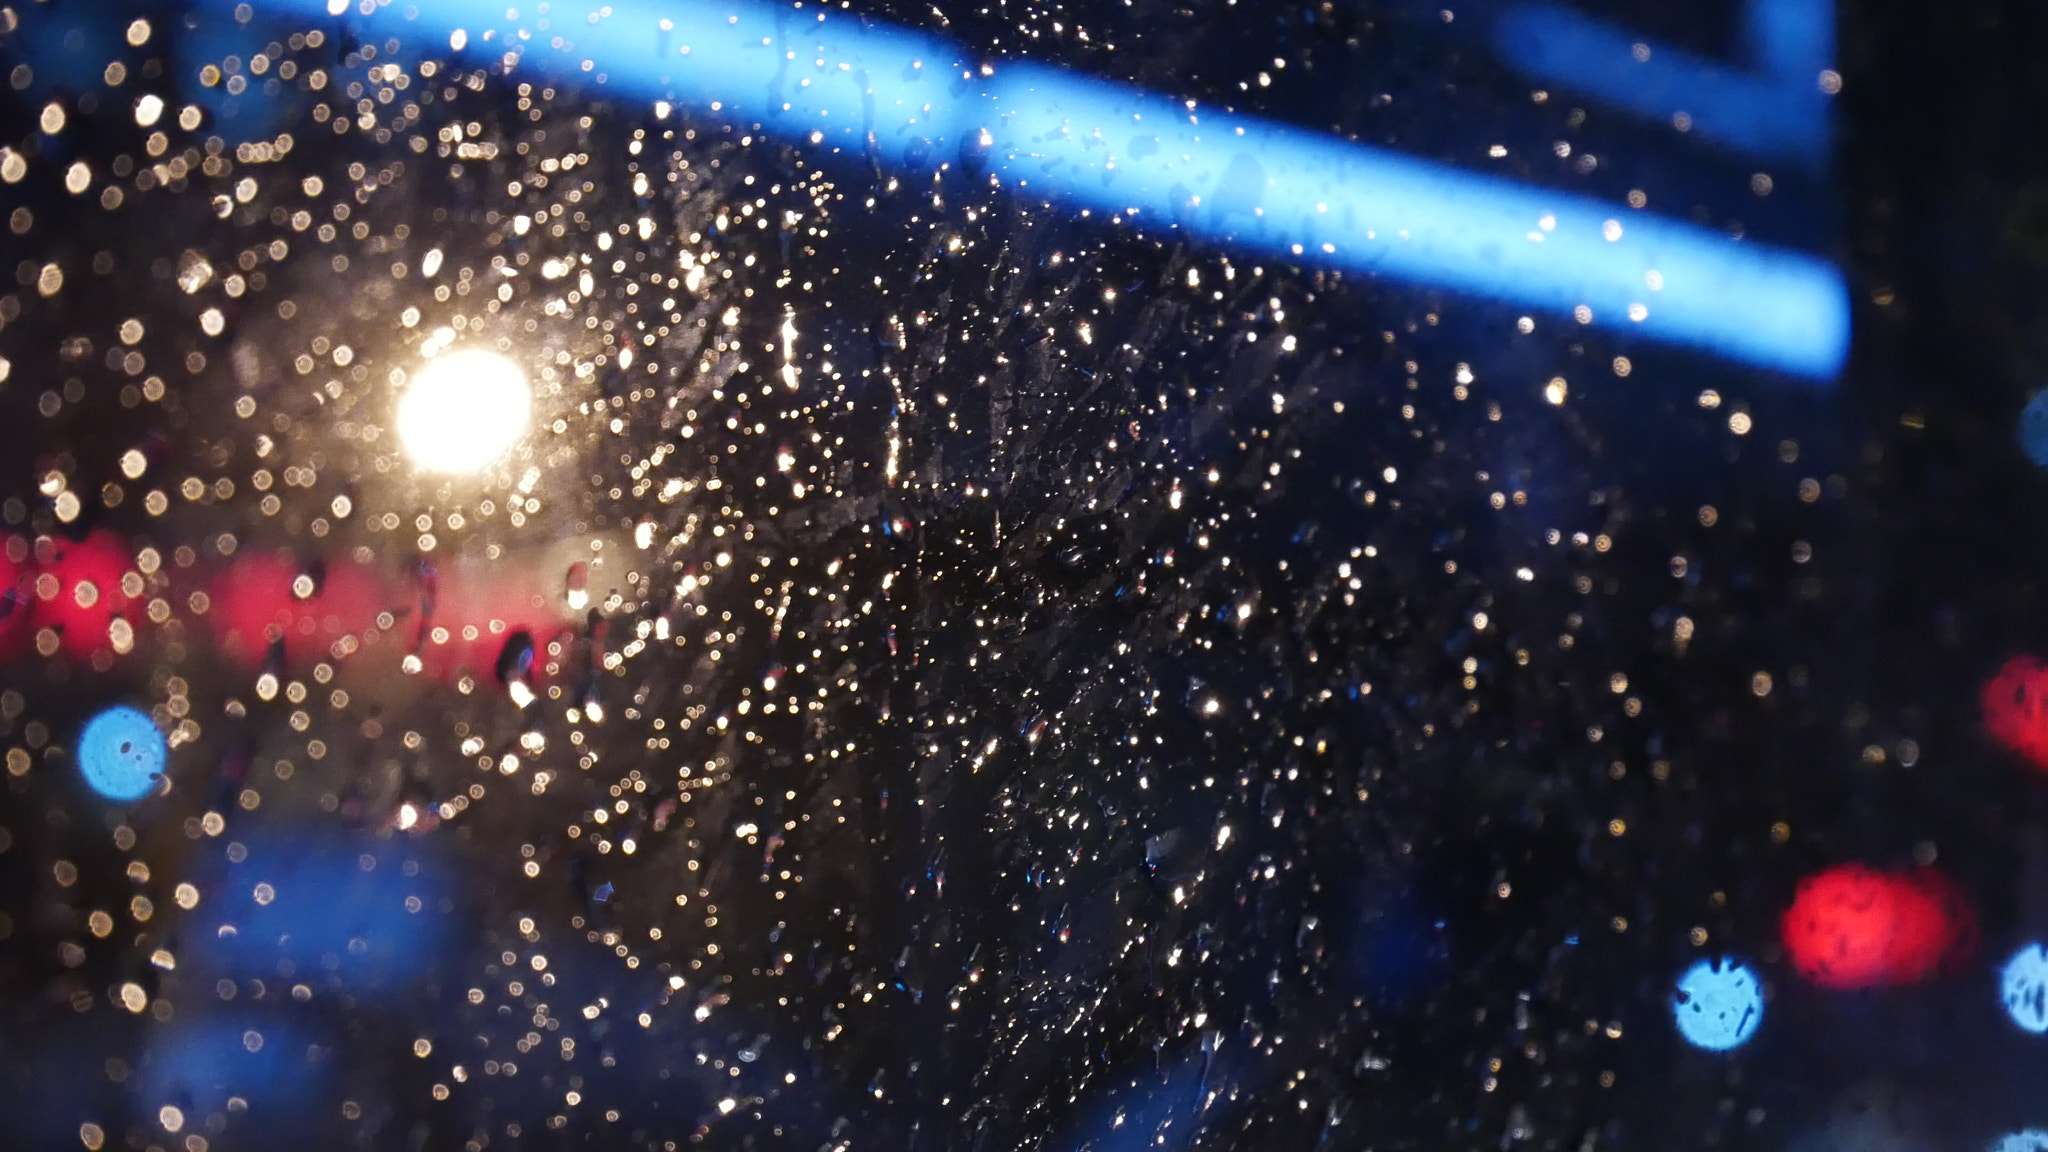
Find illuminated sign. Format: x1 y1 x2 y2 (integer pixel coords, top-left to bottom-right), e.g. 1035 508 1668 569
1491 0 1833 163
225 0 1848 380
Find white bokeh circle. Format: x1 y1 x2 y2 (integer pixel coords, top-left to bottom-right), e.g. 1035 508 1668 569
397 348 531 474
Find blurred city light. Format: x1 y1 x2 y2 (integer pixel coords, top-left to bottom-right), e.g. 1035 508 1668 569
2023 390 2048 466
233 0 1849 380
183 829 455 989
1491 0 1832 163
2002 943 2048 1034
397 348 531 474
1781 864 1975 989
77 704 166 801
1983 655 2048 773
1672 957 1765 1051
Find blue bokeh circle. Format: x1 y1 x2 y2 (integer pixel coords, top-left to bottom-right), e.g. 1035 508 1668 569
2022 391 2048 468
78 706 166 801
2002 943 2048 1034
1673 957 1765 1052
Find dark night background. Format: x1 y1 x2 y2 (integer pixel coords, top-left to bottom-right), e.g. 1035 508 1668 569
0 0 2045 1149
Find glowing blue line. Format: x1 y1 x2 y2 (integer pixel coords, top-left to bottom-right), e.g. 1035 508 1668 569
1744 0 1834 79
973 69 1844 378
229 0 1849 379
1491 0 1832 163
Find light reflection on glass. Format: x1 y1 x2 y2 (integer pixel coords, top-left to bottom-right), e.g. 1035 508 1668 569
396 348 531 474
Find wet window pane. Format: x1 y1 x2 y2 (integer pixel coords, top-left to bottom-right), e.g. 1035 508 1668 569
0 0 2038 1148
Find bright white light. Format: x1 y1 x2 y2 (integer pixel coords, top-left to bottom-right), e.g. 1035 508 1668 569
397 348 530 473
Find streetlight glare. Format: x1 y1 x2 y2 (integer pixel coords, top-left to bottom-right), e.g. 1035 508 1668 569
397 348 531 474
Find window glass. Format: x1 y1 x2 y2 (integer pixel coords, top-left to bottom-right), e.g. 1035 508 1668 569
0 0 2036 1148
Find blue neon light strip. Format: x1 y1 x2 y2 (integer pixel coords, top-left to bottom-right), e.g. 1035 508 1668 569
1491 0 1832 164
235 0 1849 380
1743 0 1835 79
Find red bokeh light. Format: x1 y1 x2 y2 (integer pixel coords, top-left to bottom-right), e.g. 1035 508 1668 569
37 530 141 658
1985 655 2048 770
210 553 397 668
209 552 573 687
14 527 584 689
0 538 35 659
1781 863 1976 989
410 560 565 683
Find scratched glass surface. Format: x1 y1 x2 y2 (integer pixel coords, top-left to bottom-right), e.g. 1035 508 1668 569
0 0 2043 1149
